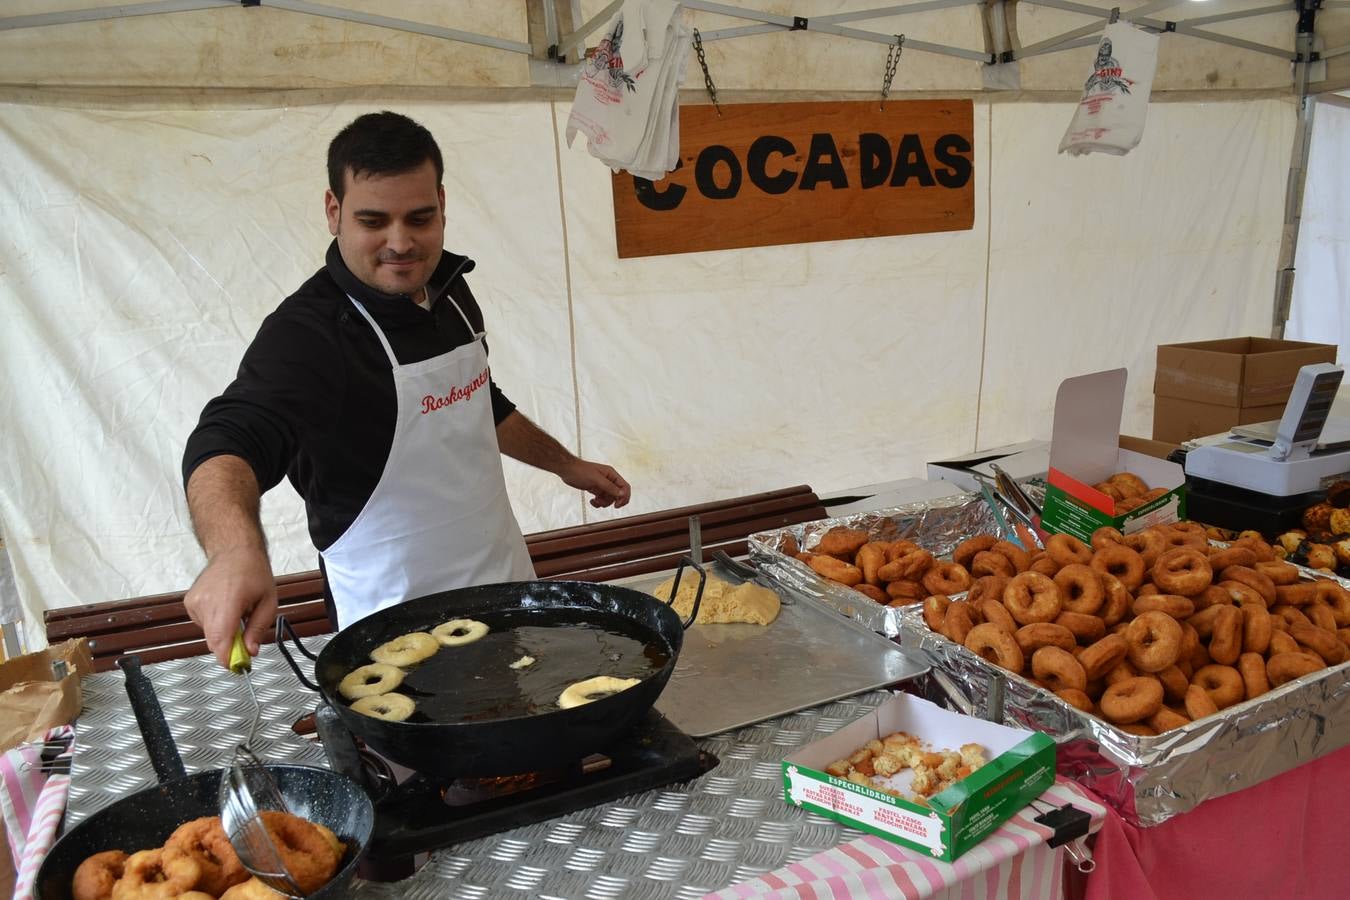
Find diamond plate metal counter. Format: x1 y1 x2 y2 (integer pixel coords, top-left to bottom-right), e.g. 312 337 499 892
67 638 886 898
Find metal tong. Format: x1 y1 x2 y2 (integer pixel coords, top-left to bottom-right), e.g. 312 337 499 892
971 466 1044 549
990 463 1042 520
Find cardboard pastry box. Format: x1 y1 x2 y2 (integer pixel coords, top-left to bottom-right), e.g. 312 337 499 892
1153 337 1337 443
782 693 1055 862
926 440 1049 493
1041 369 1187 542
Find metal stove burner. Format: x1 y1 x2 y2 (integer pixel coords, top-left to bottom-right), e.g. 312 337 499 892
440 754 613 807
356 745 398 800
313 708 717 882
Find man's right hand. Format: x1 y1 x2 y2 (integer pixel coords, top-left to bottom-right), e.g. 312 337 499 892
183 545 277 669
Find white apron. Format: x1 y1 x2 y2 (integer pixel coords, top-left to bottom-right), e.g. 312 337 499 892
320 294 535 627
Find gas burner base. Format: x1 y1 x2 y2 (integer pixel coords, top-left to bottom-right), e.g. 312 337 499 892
343 709 715 880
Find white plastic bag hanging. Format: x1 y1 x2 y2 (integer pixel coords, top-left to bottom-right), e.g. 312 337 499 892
1059 21 1160 157
565 0 691 181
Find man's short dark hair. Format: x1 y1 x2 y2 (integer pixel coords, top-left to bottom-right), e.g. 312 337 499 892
327 111 444 202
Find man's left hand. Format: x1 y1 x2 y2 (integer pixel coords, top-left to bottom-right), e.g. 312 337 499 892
560 460 631 508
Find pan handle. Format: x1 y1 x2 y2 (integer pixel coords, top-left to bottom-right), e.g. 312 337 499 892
117 655 188 784
314 701 376 797
275 616 322 692
664 556 707 629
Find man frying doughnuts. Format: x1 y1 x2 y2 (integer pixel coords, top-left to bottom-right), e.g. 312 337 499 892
182 112 630 667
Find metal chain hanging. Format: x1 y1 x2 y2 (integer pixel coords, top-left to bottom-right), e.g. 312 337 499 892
691 28 722 116
880 34 905 109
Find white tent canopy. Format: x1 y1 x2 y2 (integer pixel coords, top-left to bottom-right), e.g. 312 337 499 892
0 1 1342 650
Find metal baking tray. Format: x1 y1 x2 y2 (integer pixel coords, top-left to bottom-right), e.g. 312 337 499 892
614 558 928 738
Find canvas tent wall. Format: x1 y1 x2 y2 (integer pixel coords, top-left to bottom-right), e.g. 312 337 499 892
1286 92 1350 360
0 0 1342 651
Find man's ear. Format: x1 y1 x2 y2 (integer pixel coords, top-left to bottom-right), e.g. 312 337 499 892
325 189 341 236
438 184 446 223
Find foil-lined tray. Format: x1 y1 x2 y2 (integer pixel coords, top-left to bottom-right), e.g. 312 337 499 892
746 491 1350 827
747 492 1012 637
897 604 1350 827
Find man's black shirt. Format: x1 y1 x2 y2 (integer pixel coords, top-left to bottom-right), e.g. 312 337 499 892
182 241 515 550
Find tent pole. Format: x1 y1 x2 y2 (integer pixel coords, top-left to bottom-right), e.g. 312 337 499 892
1271 1 1319 339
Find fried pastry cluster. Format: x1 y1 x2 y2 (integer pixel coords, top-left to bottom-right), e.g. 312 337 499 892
1089 471 1169 513
919 523 1350 736
781 527 987 608
71 812 344 900
824 732 987 804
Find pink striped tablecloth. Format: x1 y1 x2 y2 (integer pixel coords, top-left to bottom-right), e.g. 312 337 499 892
1 725 76 900
705 779 1105 900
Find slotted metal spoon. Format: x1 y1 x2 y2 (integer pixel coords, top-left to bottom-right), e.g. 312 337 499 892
219 624 306 898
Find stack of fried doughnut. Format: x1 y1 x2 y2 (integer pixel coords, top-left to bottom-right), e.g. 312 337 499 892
917 523 1350 736
71 812 344 900
1090 471 1170 513
782 527 988 608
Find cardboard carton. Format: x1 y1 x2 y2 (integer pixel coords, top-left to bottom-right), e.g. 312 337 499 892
1041 370 1186 541
1153 338 1337 442
1152 396 1286 444
1119 435 1180 461
782 693 1055 862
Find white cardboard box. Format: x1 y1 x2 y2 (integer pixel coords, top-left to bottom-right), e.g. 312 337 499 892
782 693 1056 862
822 478 967 516
1042 370 1187 541
926 440 1050 493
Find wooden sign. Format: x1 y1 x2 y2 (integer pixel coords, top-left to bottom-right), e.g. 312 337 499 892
611 99 975 259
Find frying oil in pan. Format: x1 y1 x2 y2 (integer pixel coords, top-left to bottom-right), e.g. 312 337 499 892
385 608 670 723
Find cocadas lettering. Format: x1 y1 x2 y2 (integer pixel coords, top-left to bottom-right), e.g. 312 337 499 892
633 131 972 210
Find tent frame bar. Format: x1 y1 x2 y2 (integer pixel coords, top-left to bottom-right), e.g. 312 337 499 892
0 0 533 55
557 0 992 64
1016 0 1297 61
0 0 233 31
261 0 532 55
543 0 559 53
1142 21 1292 59
557 0 620 60
695 0 983 38
1016 0 1178 57
3 0 1323 69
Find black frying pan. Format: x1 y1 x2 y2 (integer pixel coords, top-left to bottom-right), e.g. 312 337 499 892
35 656 374 899
277 564 706 779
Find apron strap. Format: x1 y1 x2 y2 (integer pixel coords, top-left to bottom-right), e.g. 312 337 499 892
317 555 339 631
440 291 483 338
346 296 399 366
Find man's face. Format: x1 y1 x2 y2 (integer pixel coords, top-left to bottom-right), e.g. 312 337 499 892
325 160 446 297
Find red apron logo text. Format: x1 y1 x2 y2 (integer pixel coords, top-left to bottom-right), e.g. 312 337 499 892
422 368 490 415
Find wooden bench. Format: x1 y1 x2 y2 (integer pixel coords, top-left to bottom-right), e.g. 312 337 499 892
44 485 826 671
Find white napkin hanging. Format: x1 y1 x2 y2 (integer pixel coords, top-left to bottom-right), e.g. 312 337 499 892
565 0 691 180
1059 21 1160 157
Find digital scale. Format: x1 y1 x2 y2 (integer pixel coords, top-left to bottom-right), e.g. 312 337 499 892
1183 363 1348 532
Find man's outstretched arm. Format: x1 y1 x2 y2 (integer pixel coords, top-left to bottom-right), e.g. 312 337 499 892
183 454 278 667
495 411 631 509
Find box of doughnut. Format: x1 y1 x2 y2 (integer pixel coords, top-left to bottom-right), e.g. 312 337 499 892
1039 369 1187 543
782 693 1055 861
